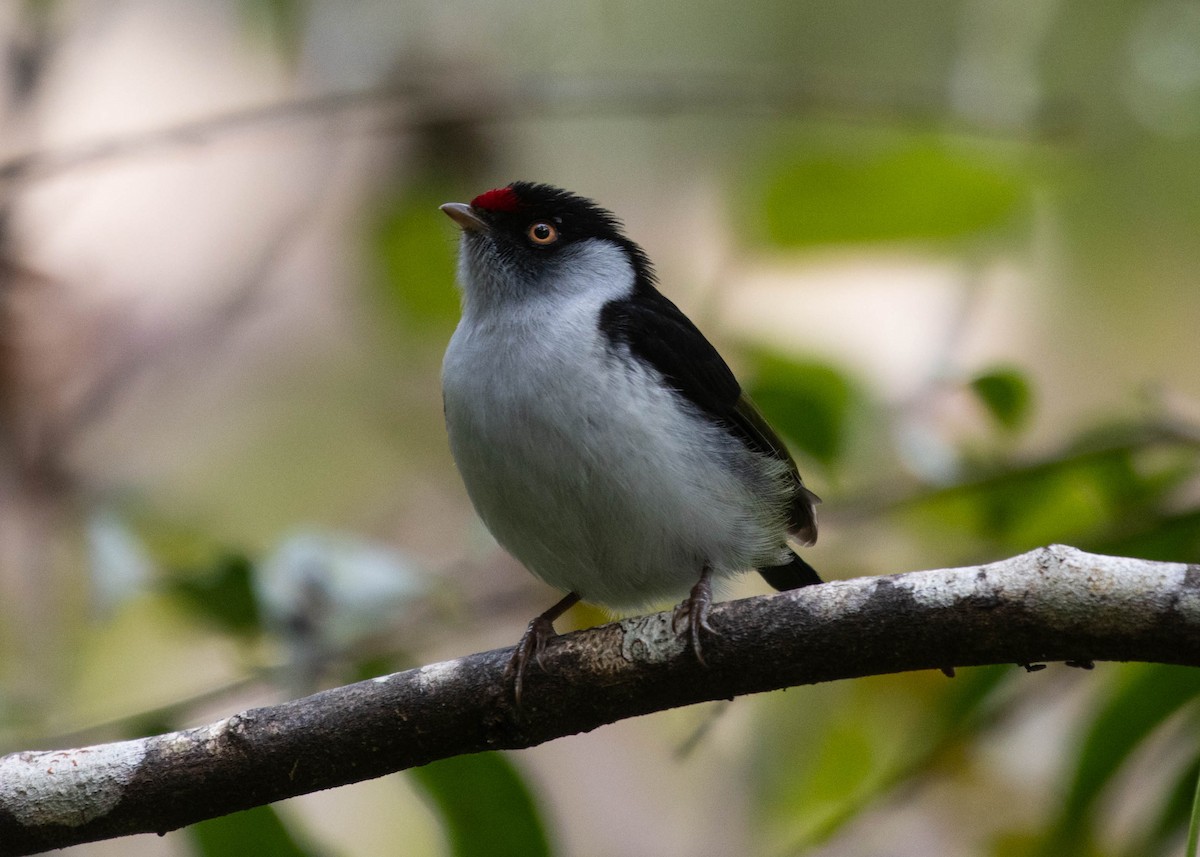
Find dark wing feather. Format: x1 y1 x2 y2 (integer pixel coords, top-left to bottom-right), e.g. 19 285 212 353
599 284 819 544
732 395 820 545
758 551 822 590
599 286 738 417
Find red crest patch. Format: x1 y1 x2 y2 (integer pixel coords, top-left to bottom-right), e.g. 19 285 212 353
470 186 520 212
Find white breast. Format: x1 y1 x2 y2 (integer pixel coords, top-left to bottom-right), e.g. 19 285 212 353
442 241 791 609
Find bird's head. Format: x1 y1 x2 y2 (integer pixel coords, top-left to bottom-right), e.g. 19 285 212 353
441 182 654 310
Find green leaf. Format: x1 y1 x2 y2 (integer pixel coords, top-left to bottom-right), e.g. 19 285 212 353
168 553 261 636
351 653 406 684
970 367 1033 432
370 187 463 335
932 664 1013 733
188 805 318 857
238 0 308 59
1040 664 1200 856
758 669 1008 852
756 680 907 849
1120 753 1200 857
904 434 1200 555
754 134 1026 247
1187 761 1200 857
410 753 552 857
745 355 858 472
1098 509 1200 563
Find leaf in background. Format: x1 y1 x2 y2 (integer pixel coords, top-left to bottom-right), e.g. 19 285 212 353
351 654 405 684
188 805 319 857
931 663 1013 734
756 681 892 849
238 0 308 59
1039 664 1200 856
371 187 463 335
1100 509 1200 563
1188 762 1200 857
752 133 1026 247
970 367 1033 432
1119 753 1200 857
168 553 262 637
991 831 1045 857
905 434 1200 556
980 466 1110 551
745 354 858 473
757 671 994 851
410 752 553 857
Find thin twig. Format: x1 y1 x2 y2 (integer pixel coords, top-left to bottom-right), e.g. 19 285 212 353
0 73 1078 196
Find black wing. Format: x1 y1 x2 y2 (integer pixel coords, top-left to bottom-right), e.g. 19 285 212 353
599 284 818 545
732 394 819 546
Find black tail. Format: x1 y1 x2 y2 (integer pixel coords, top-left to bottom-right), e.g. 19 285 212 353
758 551 822 591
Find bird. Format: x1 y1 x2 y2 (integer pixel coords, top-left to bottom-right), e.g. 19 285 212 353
440 182 821 702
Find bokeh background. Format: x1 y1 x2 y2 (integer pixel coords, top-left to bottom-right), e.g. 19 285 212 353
2 1 1200 855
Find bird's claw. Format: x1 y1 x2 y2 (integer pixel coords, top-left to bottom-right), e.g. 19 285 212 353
507 614 557 708
673 572 716 665
505 592 580 710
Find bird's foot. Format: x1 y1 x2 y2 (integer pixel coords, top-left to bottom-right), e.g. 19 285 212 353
507 615 556 708
673 570 716 666
505 591 581 708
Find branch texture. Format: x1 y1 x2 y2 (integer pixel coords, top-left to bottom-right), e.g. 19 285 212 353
2 545 1198 855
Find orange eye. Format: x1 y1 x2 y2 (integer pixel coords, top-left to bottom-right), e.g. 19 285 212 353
527 221 558 245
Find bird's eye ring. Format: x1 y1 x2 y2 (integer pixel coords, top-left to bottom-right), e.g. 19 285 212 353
527 221 559 245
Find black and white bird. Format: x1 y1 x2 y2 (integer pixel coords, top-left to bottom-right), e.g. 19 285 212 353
440 182 821 699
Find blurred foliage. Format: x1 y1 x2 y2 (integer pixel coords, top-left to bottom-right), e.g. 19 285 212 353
1186 766 1200 857
410 753 552 857
370 183 465 339
757 666 1013 851
745 354 862 478
168 553 261 638
901 426 1200 560
751 131 1028 249
971 366 1034 433
188 805 320 857
732 157 1200 851
238 0 308 59
772 400 1200 855
1037 665 1200 857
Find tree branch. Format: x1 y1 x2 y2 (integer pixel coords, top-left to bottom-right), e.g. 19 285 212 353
2 545 1198 855
0 72 1076 194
